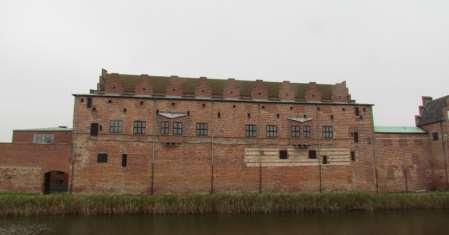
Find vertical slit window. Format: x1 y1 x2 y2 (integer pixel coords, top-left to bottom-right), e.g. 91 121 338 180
351 151 356 161
87 97 92 108
322 156 328 164
353 131 359 143
122 154 127 167
90 123 99 136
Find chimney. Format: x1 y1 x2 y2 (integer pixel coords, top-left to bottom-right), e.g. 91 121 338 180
422 96 433 106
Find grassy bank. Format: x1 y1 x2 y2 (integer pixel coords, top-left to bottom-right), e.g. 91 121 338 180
1 192 449 217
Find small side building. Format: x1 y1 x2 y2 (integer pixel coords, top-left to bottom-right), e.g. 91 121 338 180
0 126 72 193
416 96 449 189
374 126 432 192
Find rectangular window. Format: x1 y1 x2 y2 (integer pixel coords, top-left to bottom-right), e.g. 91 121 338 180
355 107 360 116
245 124 257 137
90 123 99 136
32 134 55 144
97 153 108 163
173 122 183 136
351 151 356 161
291 126 300 138
308 150 317 159
322 156 328 164
432 132 439 141
303 126 311 138
109 120 123 134
160 121 170 135
87 97 92 108
266 125 278 138
196 122 208 136
353 132 359 143
322 126 334 139
121 154 127 167
133 120 146 135
279 150 288 159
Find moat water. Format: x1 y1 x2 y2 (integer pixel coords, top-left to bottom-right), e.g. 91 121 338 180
1 211 449 235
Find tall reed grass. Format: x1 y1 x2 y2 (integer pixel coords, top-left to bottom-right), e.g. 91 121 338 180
1 192 449 217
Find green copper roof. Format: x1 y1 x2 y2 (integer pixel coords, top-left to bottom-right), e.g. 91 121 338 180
374 126 426 134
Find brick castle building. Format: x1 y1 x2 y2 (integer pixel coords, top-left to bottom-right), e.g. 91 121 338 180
1 69 448 194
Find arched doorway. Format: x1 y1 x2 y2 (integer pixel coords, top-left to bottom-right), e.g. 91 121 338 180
44 171 68 194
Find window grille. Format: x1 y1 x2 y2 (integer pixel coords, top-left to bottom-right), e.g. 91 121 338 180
32 134 55 144
160 121 169 135
266 125 278 138
173 122 183 136
133 120 146 135
245 124 257 137
322 126 334 139
196 123 208 136
291 126 300 138
109 120 123 134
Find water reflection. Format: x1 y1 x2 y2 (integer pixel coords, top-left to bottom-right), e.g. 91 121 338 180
1 211 449 235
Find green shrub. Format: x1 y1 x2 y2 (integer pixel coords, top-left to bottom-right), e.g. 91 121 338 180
1 192 449 217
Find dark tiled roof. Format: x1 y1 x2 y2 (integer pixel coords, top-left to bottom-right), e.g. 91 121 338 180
419 95 449 126
101 72 337 101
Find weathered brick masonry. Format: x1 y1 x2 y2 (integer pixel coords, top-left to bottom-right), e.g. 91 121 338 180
1 69 448 194
0 128 71 193
71 70 376 194
374 132 432 192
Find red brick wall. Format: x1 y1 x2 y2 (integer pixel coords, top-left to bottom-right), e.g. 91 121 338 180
72 95 376 194
374 133 432 192
12 131 72 144
420 122 449 189
0 143 71 193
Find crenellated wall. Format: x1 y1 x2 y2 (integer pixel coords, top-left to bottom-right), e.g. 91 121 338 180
97 70 351 103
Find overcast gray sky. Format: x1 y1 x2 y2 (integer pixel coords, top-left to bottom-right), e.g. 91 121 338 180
1 0 448 142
